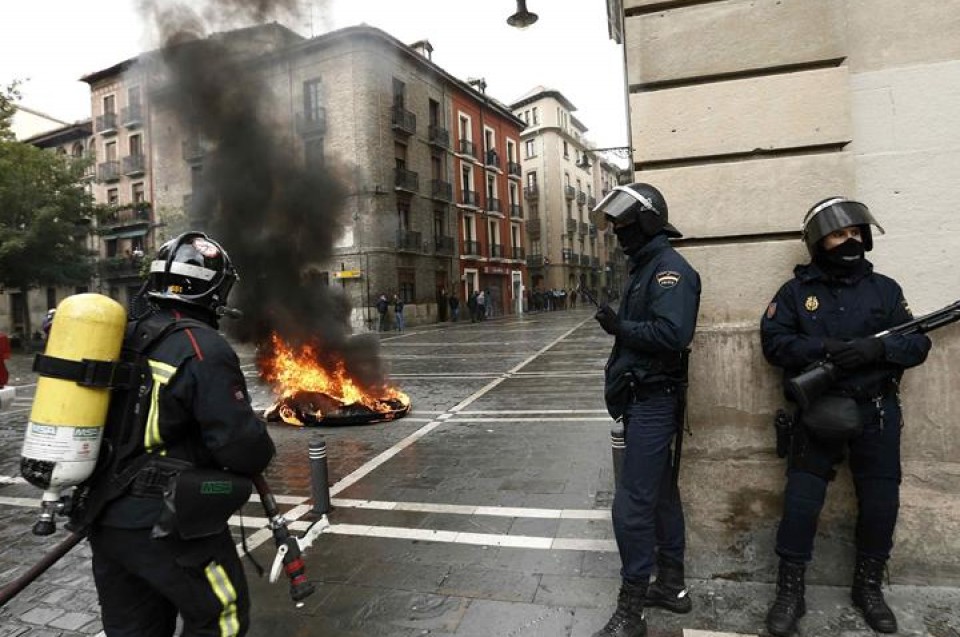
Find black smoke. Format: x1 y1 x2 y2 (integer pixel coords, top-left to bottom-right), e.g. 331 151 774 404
139 0 386 390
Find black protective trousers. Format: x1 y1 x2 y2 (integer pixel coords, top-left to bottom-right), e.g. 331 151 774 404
776 394 902 563
90 525 250 637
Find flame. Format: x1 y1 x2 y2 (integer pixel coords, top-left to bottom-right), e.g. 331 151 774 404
259 333 410 419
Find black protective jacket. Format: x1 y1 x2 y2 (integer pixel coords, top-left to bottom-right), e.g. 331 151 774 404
761 261 931 398
97 306 275 528
604 234 702 418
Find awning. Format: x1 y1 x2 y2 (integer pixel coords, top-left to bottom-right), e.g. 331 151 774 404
103 227 148 240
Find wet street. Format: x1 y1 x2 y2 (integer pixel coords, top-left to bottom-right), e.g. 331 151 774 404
1 308 957 636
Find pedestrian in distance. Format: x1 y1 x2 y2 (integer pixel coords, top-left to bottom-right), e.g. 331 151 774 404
376 293 389 332
449 293 460 322
41 309 56 340
760 198 931 636
467 291 478 323
79 231 276 637
477 290 486 321
591 183 701 637
393 294 405 332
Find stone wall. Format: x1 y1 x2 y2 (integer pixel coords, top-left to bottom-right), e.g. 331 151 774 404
623 0 960 584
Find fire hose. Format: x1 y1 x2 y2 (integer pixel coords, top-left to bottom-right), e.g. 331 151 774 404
0 474 328 609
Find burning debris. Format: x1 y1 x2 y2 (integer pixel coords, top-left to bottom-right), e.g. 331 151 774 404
259 334 410 426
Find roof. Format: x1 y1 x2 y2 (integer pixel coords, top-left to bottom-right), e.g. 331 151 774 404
509 87 578 113
22 119 93 147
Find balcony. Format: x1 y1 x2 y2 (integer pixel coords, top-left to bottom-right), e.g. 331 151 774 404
96 112 118 135
526 222 541 241
485 150 501 170
391 105 416 135
507 161 522 178
296 108 327 136
527 254 544 268
486 197 501 214
122 154 146 176
100 205 151 230
428 125 450 149
460 189 479 207
489 243 503 259
588 196 597 208
121 104 143 128
396 229 422 252
98 161 120 182
99 255 146 279
512 246 525 260
458 139 476 158
463 239 481 256
182 139 208 163
430 179 452 202
394 167 419 193
435 235 455 255
523 184 539 199
577 191 587 205
579 222 589 236
564 185 576 200
566 218 578 234
509 204 523 219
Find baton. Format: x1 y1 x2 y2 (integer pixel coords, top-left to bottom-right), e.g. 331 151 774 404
578 286 601 309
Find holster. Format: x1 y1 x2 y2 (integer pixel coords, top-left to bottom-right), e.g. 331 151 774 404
800 394 863 441
151 466 252 540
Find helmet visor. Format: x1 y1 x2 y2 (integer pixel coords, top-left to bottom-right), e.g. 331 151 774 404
592 186 656 228
803 199 885 247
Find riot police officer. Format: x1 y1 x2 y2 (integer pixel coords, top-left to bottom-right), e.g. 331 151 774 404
761 198 931 635
85 232 275 637
591 183 701 637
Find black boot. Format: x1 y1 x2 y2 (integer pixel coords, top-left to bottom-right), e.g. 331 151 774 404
852 555 898 633
592 580 647 637
645 553 692 613
765 559 806 637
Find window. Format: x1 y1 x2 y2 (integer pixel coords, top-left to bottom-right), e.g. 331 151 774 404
129 134 142 156
524 139 536 158
132 182 145 203
532 107 539 125
71 142 83 157
524 110 530 124
488 220 500 250
486 174 496 202
506 140 516 163
303 78 323 121
511 223 521 249
484 128 495 156
463 214 475 241
431 153 444 180
394 141 407 170
429 99 441 127
103 94 116 115
461 164 474 192
107 188 119 205
563 141 569 159
398 199 411 231
526 171 537 188
305 138 324 168
105 238 118 257
433 209 446 237
105 141 117 161
509 182 518 206
392 78 406 108
459 114 471 141
398 268 415 303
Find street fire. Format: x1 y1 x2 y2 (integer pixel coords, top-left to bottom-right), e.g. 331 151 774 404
259 334 410 426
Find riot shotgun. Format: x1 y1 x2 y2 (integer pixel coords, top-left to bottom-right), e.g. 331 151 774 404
788 298 960 408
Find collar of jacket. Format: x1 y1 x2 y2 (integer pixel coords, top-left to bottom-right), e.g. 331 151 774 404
794 259 874 285
628 233 670 272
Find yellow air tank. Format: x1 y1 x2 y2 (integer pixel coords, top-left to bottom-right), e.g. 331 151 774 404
20 294 127 534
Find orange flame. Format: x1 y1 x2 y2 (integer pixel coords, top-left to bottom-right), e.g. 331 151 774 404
259 333 410 414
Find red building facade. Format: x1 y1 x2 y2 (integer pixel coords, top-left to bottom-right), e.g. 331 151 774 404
450 87 527 317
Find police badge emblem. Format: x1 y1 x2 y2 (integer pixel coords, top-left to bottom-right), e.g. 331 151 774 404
804 295 819 311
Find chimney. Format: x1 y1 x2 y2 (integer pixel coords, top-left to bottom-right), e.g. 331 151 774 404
409 39 434 61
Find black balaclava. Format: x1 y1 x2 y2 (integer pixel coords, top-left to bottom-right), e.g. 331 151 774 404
814 235 866 277
614 222 655 256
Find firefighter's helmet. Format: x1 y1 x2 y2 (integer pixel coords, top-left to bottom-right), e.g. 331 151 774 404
147 231 237 313
802 197 884 256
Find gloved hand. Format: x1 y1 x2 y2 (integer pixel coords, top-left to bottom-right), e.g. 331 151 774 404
595 304 621 336
826 338 884 370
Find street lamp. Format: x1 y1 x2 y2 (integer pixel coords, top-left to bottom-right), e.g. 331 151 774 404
507 0 538 29
577 146 633 170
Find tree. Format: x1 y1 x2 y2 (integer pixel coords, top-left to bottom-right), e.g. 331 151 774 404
0 83 97 337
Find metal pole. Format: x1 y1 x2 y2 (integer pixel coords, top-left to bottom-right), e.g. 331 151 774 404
309 436 330 516
610 425 625 487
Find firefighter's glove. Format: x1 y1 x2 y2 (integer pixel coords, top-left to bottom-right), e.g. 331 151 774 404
595 305 621 336
827 338 884 370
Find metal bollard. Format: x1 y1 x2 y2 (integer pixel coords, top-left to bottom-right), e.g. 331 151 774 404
308 436 331 515
610 426 625 487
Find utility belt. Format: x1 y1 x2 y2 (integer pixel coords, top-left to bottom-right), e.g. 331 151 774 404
125 456 252 540
629 381 679 402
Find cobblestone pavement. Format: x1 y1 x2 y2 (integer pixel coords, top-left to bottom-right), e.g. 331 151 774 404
1 308 958 636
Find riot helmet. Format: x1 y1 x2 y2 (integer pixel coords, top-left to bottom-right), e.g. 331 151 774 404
802 197 884 256
592 183 682 238
146 231 237 313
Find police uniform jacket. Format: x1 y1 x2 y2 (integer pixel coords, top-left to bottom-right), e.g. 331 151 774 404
98 306 275 528
761 261 931 398
604 233 701 418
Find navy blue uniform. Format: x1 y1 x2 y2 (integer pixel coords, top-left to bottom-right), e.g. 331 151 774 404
90 307 275 637
604 233 701 583
761 261 929 562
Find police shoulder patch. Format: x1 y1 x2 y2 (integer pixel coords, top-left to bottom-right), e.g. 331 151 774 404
656 270 681 288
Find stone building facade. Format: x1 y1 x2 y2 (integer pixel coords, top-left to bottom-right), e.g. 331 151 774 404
612 0 960 585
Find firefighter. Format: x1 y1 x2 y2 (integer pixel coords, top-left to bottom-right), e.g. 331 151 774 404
85 231 275 637
761 198 931 635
